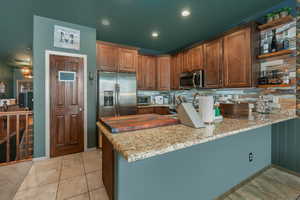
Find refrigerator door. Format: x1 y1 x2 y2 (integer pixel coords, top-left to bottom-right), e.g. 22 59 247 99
117 72 137 116
98 72 118 118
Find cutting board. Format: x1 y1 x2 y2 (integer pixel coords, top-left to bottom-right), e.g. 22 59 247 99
100 114 180 133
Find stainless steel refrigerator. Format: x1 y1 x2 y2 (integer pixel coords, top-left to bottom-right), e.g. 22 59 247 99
97 71 137 119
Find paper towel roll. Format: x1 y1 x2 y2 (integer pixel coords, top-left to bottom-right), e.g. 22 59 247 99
198 96 214 123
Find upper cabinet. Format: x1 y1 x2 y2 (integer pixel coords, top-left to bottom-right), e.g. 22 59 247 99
118 48 138 72
223 27 251 88
137 55 156 90
96 42 138 73
156 56 171 91
204 39 223 88
191 45 204 71
171 53 182 90
96 43 118 72
182 50 193 73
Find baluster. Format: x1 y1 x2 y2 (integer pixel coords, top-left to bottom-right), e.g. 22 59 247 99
16 114 20 161
25 113 29 157
6 115 10 163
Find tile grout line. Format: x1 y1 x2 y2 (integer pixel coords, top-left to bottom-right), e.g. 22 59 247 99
55 157 63 200
82 152 92 200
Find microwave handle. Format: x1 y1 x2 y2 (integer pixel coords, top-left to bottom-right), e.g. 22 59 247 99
192 72 196 88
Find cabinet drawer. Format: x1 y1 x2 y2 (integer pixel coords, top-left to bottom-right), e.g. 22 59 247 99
138 107 155 114
154 107 170 115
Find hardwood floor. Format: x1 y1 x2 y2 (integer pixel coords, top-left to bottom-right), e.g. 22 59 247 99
221 168 300 200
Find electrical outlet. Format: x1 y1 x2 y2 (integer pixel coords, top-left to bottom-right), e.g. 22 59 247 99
249 152 254 162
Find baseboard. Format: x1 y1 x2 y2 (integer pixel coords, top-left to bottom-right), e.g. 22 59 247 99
215 165 272 200
33 156 49 162
272 164 300 177
86 147 97 152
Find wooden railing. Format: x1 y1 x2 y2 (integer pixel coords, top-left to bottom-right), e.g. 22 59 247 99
0 111 33 165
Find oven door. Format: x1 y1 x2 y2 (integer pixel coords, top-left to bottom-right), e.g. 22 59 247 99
180 72 195 89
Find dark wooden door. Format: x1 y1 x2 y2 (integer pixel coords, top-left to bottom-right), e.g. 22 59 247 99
50 55 84 157
223 27 251 88
157 56 171 91
204 39 223 88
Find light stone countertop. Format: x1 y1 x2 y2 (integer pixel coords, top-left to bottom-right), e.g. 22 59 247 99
137 104 171 108
98 113 298 163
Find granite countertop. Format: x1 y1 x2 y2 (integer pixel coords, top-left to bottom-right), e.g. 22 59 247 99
137 104 171 108
98 113 298 163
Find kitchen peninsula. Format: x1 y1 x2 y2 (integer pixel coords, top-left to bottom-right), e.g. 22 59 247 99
97 112 298 200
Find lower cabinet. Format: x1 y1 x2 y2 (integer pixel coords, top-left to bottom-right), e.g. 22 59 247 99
102 134 115 200
137 107 170 115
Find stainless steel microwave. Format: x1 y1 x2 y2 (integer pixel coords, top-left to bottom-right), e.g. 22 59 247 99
180 70 204 89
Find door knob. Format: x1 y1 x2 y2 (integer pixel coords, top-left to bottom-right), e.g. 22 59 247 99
79 108 83 112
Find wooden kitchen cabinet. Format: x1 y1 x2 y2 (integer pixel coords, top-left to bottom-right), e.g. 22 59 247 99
96 43 118 72
137 107 169 115
182 50 193 72
102 134 115 200
171 53 182 90
118 48 138 72
191 45 204 71
137 55 157 90
204 39 223 88
137 107 155 114
156 56 171 91
154 107 170 115
223 27 251 88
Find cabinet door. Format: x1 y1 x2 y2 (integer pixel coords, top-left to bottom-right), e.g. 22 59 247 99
157 56 171 91
96 43 118 72
171 53 183 90
145 56 157 90
182 50 193 72
137 55 145 90
204 39 223 88
192 45 204 71
223 28 251 88
154 107 170 115
138 107 155 114
118 48 138 72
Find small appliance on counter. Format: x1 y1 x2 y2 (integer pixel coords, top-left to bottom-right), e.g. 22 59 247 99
255 96 273 114
155 96 164 105
137 96 151 106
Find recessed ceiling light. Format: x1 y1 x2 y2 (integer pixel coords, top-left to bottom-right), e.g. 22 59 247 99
151 32 159 38
181 9 191 17
101 19 110 26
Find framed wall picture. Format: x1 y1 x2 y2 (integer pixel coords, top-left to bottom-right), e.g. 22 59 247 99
54 25 80 50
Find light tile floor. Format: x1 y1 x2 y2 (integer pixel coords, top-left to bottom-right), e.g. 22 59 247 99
13 150 109 200
2 150 300 200
0 161 32 200
221 168 300 200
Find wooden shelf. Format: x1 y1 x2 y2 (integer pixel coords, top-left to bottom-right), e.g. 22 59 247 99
258 15 294 31
257 49 293 59
258 84 293 88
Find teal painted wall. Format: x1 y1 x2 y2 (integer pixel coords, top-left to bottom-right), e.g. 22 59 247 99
115 126 272 200
0 61 14 98
272 118 300 173
33 16 97 157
